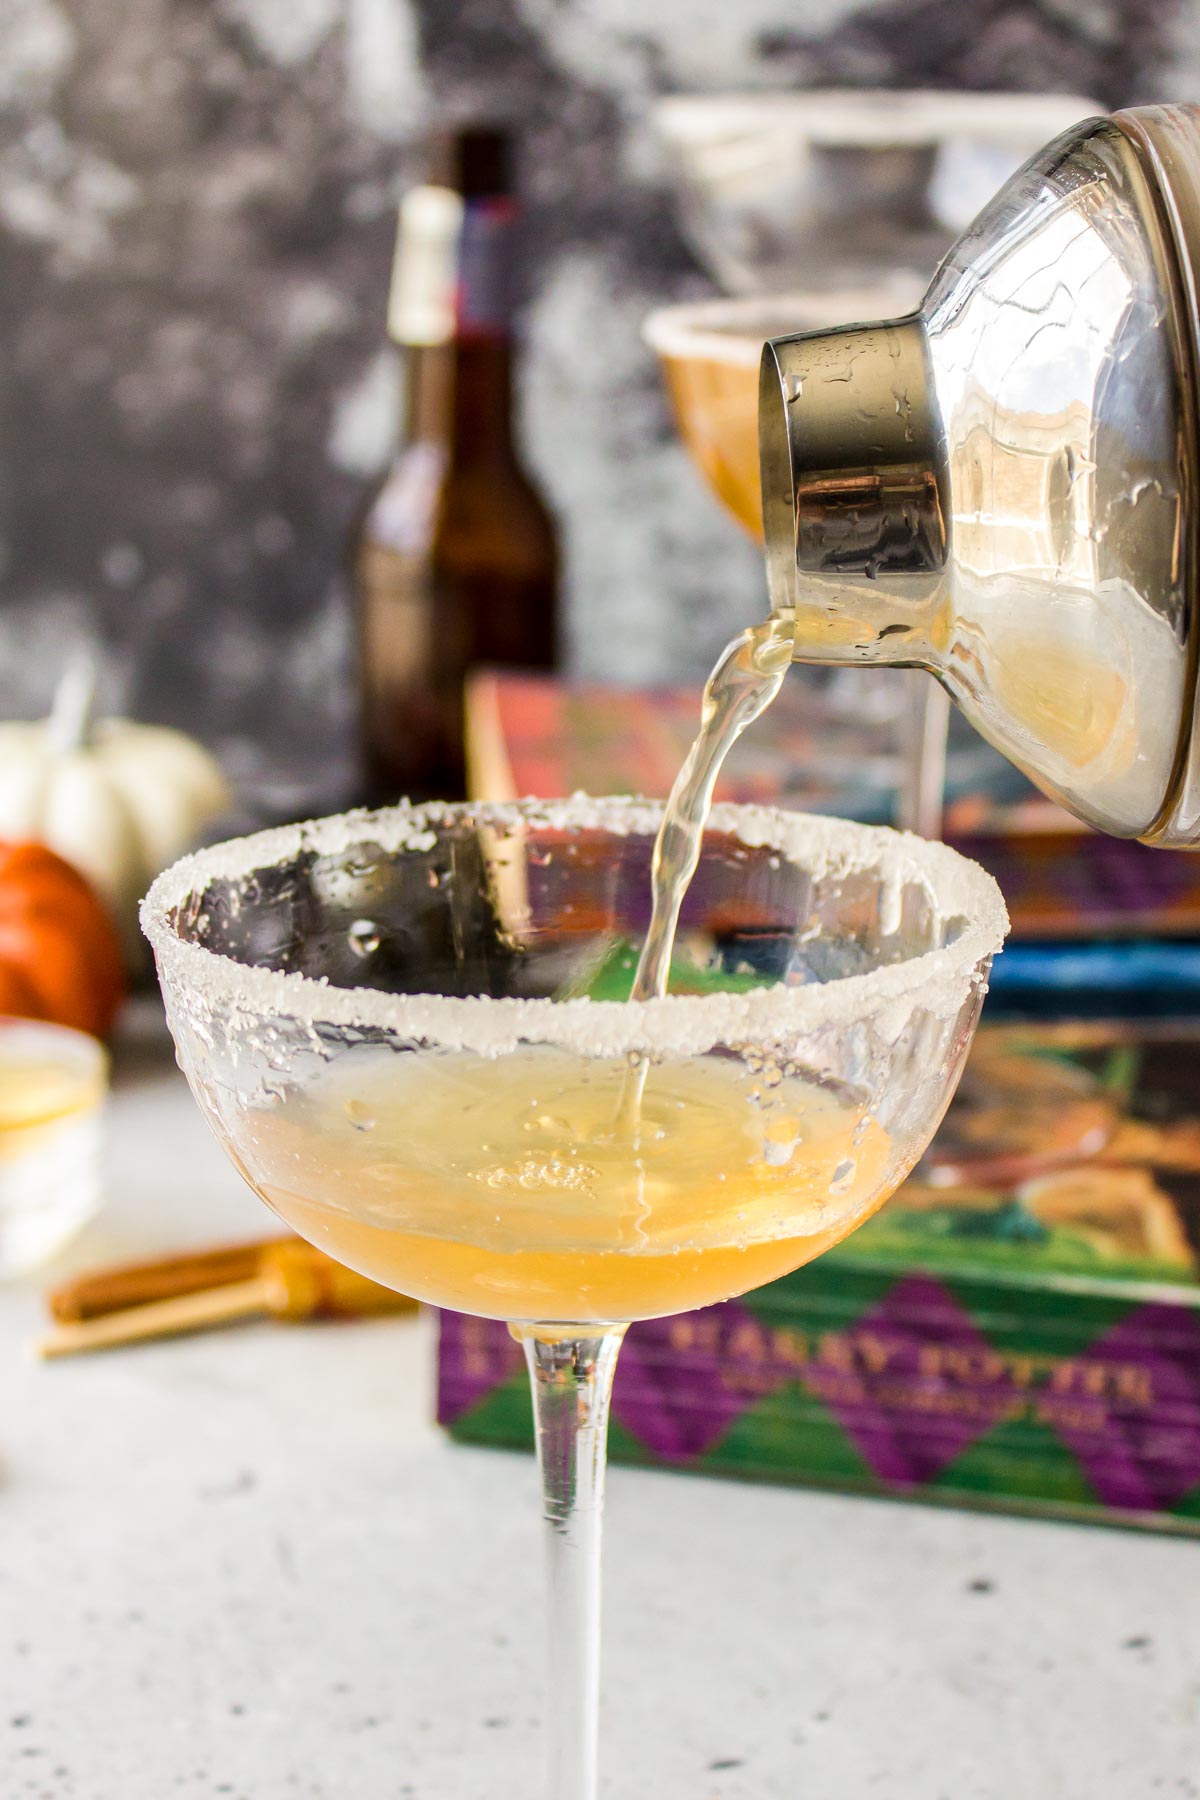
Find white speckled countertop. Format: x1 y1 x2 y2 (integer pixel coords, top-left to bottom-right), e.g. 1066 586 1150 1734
2 1005 1197 1800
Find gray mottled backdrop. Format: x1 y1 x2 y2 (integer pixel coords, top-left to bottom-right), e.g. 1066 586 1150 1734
0 0 1192 809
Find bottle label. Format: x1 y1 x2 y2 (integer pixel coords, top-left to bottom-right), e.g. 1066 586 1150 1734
388 189 518 346
388 185 462 346
455 198 516 340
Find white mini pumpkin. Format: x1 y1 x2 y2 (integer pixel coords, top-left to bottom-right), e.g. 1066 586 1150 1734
0 657 233 958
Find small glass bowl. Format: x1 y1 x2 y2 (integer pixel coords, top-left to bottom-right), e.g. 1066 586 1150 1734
0 1017 108 1278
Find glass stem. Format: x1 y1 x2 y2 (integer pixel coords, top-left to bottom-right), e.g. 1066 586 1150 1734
516 1324 627 1800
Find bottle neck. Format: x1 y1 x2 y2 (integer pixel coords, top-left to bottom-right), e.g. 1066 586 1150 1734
394 186 521 467
403 336 518 465
452 336 517 463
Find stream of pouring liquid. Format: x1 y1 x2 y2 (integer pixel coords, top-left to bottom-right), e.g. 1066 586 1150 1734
617 616 794 1133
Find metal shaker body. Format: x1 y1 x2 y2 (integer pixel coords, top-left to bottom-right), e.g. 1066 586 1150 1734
760 104 1200 845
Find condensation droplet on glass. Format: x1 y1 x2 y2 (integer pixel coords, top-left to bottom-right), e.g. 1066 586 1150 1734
830 1157 856 1194
348 919 381 957
345 1098 376 1132
763 1110 801 1165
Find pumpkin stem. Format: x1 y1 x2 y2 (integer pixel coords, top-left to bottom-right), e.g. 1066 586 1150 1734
46 651 100 755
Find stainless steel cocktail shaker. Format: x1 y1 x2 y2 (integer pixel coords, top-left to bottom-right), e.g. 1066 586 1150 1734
759 103 1200 845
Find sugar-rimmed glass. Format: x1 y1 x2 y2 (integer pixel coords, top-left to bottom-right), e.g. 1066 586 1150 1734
142 795 1007 1798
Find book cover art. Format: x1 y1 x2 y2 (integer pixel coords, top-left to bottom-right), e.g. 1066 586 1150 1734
847 1024 1200 1291
466 669 1200 938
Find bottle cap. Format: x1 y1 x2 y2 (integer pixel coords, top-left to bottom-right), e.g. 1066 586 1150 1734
429 125 513 200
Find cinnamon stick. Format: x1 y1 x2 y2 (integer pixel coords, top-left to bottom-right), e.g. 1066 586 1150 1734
46 1237 295 1322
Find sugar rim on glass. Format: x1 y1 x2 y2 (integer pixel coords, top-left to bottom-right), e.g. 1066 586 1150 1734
141 795 1009 1058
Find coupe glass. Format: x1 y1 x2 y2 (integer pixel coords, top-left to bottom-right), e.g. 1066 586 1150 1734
142 795 1007 1799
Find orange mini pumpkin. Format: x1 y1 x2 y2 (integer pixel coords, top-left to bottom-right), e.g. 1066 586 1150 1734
0 840 125 1038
